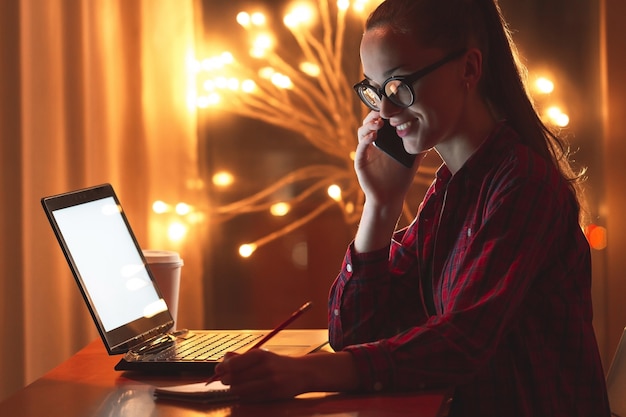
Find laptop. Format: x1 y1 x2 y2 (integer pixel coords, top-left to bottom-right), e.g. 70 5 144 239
608 327 626 417
41 183 328 374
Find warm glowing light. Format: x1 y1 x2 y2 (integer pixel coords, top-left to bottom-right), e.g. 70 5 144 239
337 0 350 11
327 184 342 201
201 57 220 71
546 106 569 127
535 77 554 94
152 201 170 214
253 34 273 51
215 77 229 89
175 203 191 216
197 93 221 108
284 3 316 28
241 79 256 93
554 113 570 127
236 12 251 27
200 53 234 73
250 48 266 58
208 93 222 106
270 202 291 216
585 224 607 250
271 73 293 89
220 52 234 64
300 62 321 77
251 12 266 26
189 59 202 74
239 243 257 258
213 171 235 187
352 0 379 13
186 50 200 112
192 0 433 255
259 67 275 79
203 80 215 92
168 222 188 242
227 78 240 91
196 97 209 108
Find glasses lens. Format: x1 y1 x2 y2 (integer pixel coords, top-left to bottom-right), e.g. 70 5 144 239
384 80 413 107
357 85 381 110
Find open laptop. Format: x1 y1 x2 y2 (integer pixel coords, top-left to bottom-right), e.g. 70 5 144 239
41 183 328 374
608 327 626 416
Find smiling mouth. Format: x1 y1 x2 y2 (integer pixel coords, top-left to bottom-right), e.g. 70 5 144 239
396 121 412 132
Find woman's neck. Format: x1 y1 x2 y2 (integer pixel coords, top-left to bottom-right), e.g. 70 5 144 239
435 100 499 174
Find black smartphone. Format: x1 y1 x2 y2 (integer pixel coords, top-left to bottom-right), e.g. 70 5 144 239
373 119 417 168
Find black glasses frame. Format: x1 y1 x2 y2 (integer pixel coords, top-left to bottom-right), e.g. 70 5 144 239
353 49 467 111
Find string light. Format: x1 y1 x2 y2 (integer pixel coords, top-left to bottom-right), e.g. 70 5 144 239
327 184 342 201
189 0 437 256
531 74 570 128
190 0 574 256
239 243 257 258
212 171 235 187
175 203 192 216
152 201 170 214
534 77 555 94
270 202 291 216
152 200 200 243
168 222 188 242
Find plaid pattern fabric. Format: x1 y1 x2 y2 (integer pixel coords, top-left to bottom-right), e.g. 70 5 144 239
328 123 610 417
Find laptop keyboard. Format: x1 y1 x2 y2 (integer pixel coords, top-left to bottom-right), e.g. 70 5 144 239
139 332 265 362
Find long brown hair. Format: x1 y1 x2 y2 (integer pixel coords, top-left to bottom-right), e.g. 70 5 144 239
366 0 587 221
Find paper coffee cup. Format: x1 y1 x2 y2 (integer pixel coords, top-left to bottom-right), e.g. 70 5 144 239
142 250 183 329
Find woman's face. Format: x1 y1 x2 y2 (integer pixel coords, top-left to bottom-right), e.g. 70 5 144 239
360 27 467 154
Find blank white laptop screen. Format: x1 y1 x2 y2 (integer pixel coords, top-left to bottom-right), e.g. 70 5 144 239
52 196 167 332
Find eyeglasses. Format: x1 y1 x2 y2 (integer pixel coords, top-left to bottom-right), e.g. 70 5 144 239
353 49 467 111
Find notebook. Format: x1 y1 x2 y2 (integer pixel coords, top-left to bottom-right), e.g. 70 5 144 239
607 327 626 417
153 380 237 404
41 183 328 374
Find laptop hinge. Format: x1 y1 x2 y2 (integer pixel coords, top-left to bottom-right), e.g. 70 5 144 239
110 323 173 354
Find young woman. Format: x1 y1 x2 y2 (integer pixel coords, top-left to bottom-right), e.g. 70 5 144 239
215 1 610 415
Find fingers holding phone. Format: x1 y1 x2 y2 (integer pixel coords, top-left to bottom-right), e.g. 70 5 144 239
354 115 422 206
356 114 417 168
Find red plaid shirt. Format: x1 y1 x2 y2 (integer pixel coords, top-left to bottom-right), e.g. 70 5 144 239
328 123 610 417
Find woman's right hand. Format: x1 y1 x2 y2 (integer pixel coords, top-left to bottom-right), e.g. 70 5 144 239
354 112 423 207
352 112 426 253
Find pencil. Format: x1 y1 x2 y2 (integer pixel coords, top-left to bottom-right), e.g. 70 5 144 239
205 301 313 385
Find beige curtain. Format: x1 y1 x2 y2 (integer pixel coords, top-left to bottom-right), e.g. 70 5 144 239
0 0 206 401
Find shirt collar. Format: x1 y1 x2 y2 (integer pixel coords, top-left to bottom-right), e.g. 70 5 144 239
433 121 517 192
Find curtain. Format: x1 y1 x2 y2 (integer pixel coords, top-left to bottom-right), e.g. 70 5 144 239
0 0 206 401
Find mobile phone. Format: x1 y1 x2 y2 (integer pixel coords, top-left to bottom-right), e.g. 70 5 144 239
373 119 417 168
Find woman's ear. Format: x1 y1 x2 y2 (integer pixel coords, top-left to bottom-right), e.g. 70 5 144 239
462 48 483 89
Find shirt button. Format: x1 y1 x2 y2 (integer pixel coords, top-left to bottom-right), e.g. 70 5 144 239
373 382 383 391
334 309 340 316
346 263 353 273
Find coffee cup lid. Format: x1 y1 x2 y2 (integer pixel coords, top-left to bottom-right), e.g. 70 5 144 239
142 249 184 265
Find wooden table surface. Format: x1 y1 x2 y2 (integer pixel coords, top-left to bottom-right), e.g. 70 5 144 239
0 339 451 417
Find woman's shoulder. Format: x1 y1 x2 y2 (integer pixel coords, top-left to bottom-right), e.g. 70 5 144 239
482 124 565 186
480 127 578 213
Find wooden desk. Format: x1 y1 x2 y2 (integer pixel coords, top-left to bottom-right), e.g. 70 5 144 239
0 340 451 417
